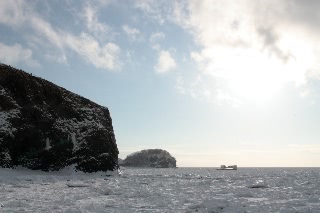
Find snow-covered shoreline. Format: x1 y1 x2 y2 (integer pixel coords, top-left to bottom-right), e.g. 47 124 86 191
0 167 319 212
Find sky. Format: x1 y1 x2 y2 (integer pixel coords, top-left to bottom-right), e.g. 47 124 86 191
1 0 320 167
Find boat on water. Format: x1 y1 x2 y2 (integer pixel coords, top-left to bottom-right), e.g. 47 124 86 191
216 165 237 170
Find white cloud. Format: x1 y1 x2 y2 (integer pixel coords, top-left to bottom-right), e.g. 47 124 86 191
44 53 67 64
30 17 65 50
30 16 121 71
0 0 30 27
154 50 176 73
215 90 241 108
306 67 320 81
171 1 189 27
150 32 165 43
84 6 109 34
149 32 165 53
174 74 215 101
64 33 121 71
175 75 186 94
190 52 203 63
0 1 121 71
151 44 161 50
122 25 140 35
0 43 39 67
122 25 142 41
83 5 111 40
134 0 165 24
170 1 320 103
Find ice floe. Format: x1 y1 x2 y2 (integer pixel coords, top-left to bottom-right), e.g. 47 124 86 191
0 167 319 212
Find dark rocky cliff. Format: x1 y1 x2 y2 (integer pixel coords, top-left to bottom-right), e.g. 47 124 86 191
121 149 176 168
0 63 118 172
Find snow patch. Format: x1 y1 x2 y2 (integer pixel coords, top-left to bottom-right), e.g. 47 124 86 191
54 117 106 146
0 88 5 95
0 87 20 108
0 109 20 139
45 138 52 151
71 133 78 152
99 153 109 157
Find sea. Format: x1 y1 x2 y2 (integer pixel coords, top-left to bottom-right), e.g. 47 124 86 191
0 167 319 212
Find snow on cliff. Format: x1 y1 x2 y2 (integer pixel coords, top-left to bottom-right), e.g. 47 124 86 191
0 63 118 172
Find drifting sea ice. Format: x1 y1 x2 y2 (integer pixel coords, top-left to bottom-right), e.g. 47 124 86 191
0 167 319 212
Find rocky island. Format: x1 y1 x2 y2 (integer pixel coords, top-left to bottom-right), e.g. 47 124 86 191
0 64 119 172
120 149 176 168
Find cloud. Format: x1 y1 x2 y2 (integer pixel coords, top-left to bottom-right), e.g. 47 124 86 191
0 1 121 71
30 17 65 50
154 50 176 73
257 27 293 63
122 25 139 35
122 25 142 41
31 16 121 71
44 53 67 64
175 75 186 94
284 0 320 33
215 90 242 108
150 32 165 50
167 0 320 104
149 32 165 43
64 33 121 71
83 4 112 41
0 43 39 67
0 0 30 27
171 1 189 27
174 73 219 102
134 0 166 24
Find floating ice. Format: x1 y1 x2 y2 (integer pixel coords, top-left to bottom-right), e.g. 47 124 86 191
0 167 319 212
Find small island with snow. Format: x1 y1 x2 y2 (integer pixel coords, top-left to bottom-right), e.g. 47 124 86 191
120 149 176 168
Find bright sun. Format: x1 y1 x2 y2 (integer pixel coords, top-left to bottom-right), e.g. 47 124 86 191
215 48 307 102
228 56 284 101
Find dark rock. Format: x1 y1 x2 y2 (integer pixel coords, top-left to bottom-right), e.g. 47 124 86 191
0 63 118 172
122 149 176 168
248 184 269 189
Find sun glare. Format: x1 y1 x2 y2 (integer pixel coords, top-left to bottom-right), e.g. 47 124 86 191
203 30 313 104
212 47 307 102
228 55 284 101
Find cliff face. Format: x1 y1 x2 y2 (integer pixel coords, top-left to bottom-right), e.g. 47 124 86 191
121 149 176 168
0 64 118 172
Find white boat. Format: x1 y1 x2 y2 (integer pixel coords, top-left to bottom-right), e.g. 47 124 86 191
216 165 237 170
